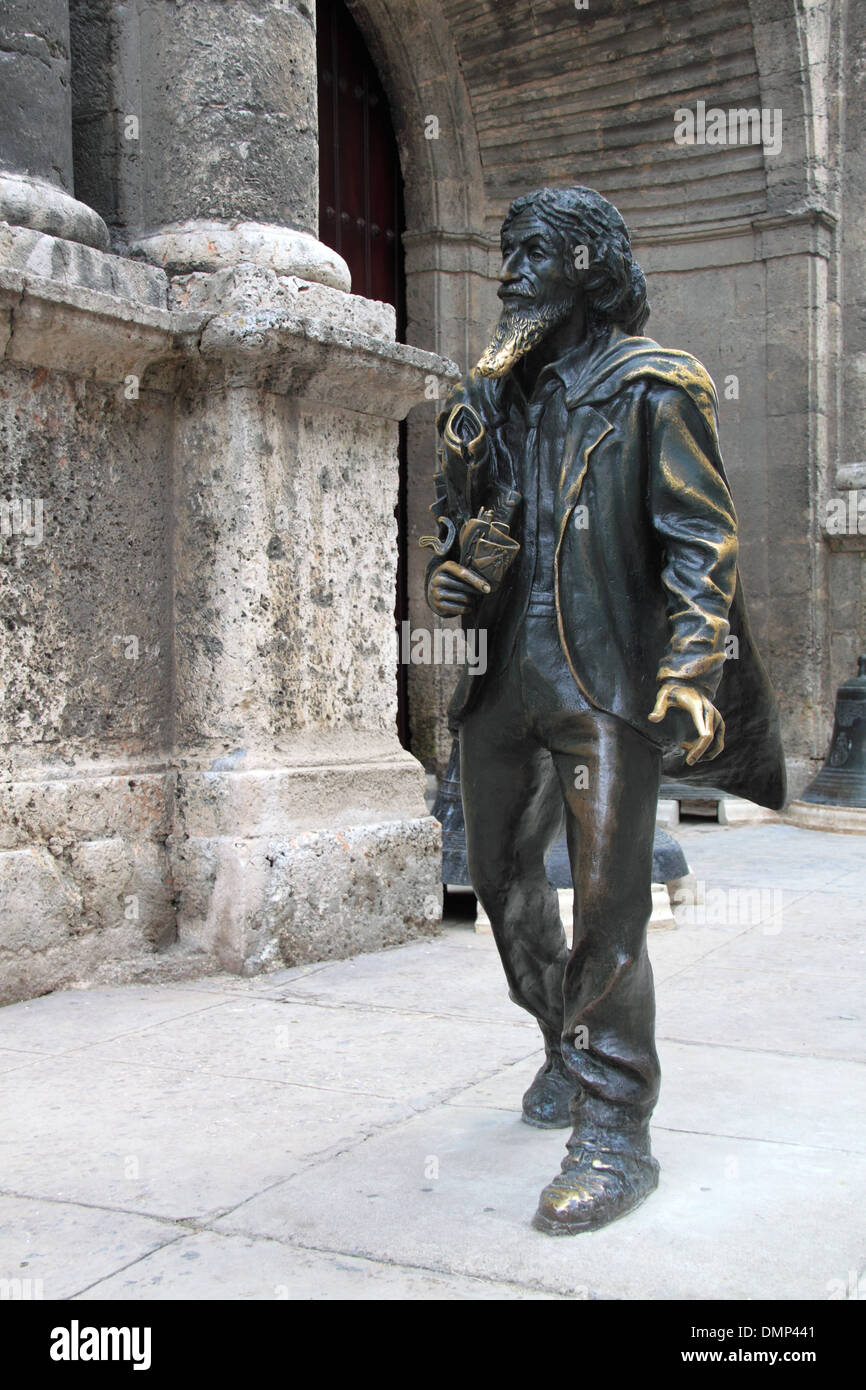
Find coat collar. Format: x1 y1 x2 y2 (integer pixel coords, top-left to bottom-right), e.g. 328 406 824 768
510 326 720 442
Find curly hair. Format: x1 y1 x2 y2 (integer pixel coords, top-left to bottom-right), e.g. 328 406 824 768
502 185 650 337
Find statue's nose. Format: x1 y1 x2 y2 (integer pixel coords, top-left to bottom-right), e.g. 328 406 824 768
499 250 521 282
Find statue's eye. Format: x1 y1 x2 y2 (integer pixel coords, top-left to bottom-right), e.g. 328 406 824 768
529 247 545 262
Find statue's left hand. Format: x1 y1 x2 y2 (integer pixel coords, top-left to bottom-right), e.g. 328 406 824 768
648 681 725 765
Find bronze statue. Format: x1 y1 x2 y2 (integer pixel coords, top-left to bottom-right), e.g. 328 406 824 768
423 186 785 1235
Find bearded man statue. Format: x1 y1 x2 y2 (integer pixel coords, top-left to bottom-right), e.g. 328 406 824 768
424 185 785 1234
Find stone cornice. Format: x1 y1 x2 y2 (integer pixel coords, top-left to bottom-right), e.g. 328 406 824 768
633 205 838 246
632 205 838 271
0 229 458 413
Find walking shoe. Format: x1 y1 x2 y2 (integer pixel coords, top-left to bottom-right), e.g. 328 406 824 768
532 1141 659 1234
521 1054 579 1128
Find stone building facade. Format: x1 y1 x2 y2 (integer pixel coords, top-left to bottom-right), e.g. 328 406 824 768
0 0 860 1003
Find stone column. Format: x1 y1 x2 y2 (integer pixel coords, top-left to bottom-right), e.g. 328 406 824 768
165 267 458 972
125 0 347 290
0 0 108 249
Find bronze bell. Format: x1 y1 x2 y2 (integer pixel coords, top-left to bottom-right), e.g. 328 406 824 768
801 656 866 807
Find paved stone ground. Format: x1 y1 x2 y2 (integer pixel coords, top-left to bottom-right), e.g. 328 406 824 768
0 822 863 1301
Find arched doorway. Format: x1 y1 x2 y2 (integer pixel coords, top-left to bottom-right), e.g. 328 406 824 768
316 0 410 747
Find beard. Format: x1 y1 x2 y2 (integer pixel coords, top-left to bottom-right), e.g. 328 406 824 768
475 295 576 378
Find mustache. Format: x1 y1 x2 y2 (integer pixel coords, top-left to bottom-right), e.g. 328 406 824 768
498 284 535 301
475 296 575 378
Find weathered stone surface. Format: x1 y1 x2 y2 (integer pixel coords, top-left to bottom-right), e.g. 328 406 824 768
0 222 168 306
132 221 351 291
718 798 782 826
0 767 171 851
0 173 109 251
173 817 442 975
0 0 76 190
0 825 176 1004
0 847 82 956
134 0 319 235
0 244 453 1001
786 800 866 834
69 1 346 279
0 1 109 248
170 264 394 339
0 366 172 755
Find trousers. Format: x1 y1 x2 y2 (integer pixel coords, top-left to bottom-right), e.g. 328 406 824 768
460 598 662 1147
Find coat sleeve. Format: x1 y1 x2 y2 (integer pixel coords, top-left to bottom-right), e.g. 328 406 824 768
646 383 738 699
424 371 502 606
423 381 468 608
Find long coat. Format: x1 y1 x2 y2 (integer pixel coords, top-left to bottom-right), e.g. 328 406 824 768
428 330 786 810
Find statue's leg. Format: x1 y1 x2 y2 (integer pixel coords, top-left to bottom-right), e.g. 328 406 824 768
459 701 574 1125
532 709 662 1233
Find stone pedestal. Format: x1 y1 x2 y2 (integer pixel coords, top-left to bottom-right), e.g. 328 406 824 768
166 266 451 971
0 229 458 1002
0 0 108 249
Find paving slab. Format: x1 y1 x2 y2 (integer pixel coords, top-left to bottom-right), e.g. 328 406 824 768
269 933 520 1025
675 824 863 892
654 1041 866 1152
180 961 340 998
645 921 749 984
0 1194 179 1300
0 986 236 1056
75 1228 566 1301
79 996 536 1104
214 1105 864 1301
656 962 866 1060
701 891 866 974
0 1047 44 1074
0 1054 406 1220
448 1043 866 1154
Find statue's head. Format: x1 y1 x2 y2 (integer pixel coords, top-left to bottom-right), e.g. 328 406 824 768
476 185 650 378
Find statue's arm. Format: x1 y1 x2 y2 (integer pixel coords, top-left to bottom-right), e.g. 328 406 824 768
645 383 737 761
424 374 494 617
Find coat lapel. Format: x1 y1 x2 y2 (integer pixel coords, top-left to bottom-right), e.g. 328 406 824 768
554 405 614 541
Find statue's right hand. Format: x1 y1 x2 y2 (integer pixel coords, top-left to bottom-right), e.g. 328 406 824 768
427 562 491 617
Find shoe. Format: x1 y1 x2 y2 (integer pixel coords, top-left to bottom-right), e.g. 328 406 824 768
521 1054 579 1129
532 1141 659 1234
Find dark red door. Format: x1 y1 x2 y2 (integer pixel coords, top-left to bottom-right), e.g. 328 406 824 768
316 0 410 746
317 1 404 326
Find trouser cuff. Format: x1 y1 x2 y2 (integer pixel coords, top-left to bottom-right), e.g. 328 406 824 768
567 1094 654 1155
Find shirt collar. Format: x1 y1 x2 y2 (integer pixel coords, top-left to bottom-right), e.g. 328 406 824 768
542 325 628 403
501 325 627 413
